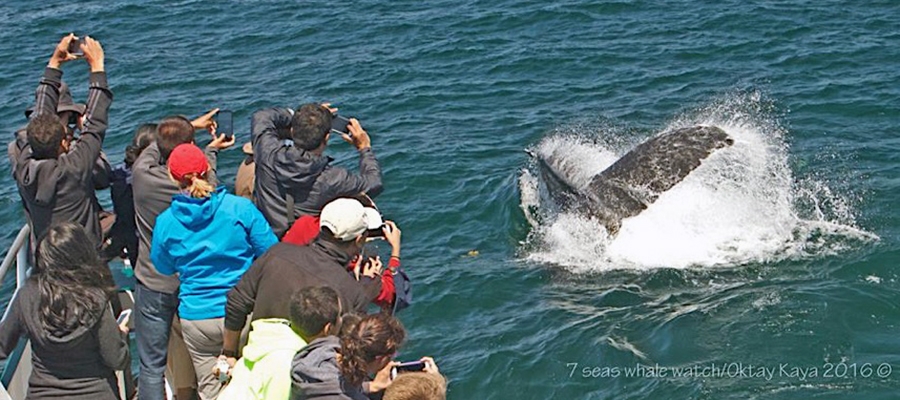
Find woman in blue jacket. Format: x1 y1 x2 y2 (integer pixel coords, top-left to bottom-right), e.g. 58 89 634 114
151 143 277 400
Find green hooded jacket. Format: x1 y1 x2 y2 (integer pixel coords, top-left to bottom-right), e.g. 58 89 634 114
219 318 307 400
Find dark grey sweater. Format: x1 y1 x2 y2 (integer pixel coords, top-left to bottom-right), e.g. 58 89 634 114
290 336 367 400
250 107 383 237
12 67 112 246
0 280 128 400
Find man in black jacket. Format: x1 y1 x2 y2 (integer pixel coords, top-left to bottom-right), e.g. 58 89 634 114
252 103 383 237
12 34 110 247
221 197 382 364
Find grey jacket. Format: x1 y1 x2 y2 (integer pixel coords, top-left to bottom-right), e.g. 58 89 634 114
251 108 383 237
132 141 218 293
12 67 112 246
289 336 367 400
0 279 128 400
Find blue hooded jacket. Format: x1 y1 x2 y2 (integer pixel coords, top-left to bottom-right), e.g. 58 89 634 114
151 186 277 320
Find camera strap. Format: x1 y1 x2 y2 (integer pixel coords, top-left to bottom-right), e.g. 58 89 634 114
285 192 295 228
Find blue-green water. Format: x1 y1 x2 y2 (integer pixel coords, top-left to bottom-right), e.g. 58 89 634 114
1 1 898 399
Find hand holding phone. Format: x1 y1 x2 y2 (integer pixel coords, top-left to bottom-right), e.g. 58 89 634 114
390 360 427 379
331 114 351 136
117 309 132 325
67 37 84 57
116 309 132 333
215 357 231 383
216 110 234 139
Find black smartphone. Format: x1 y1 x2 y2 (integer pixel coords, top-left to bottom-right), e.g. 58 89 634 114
217 110 234 138
331 114 351 135
365 223 389 239
391 361 427 379
67 37 84 57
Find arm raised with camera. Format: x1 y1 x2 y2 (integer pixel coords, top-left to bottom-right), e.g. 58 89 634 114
251 107 293 155
32 35 77 120
64 36 112 177
192 108 232 184
322 118 384 199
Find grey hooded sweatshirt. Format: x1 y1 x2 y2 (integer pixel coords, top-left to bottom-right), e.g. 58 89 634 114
251 108 383 237
12 67 112 246
289 336 367 400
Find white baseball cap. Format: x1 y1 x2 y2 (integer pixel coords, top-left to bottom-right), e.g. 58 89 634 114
319 198 384 241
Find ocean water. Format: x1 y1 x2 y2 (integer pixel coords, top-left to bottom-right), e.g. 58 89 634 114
1 1 899 399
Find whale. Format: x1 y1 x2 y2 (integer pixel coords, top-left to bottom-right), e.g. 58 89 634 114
535 125 734 234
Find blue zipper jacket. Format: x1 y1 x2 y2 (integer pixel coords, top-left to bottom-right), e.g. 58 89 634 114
151 185 277 320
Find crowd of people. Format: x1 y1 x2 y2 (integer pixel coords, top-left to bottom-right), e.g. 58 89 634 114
0 35 446 400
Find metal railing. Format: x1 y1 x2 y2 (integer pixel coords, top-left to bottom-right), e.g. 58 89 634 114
0 225 31 400
0 225 30 294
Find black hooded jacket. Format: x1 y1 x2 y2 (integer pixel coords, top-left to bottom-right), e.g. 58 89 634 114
251 108 383 237
0 279 128 400
11 67 112 246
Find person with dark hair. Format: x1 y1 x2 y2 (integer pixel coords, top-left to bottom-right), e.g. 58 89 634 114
10 80 112 186
218 286 343 400
101 123 156 265
150 143 275 399
0 222 129 399
11 34 111 247
222 197 383 367
281 194 408 313
251 103 383 237
131 110 234 400
290 313 406 400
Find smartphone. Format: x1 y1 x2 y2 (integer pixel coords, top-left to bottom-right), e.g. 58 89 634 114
217 110 234 138
391 361 427 379
330 114 351 135
366 223 389 239
116 309 132 325
67 37 84 57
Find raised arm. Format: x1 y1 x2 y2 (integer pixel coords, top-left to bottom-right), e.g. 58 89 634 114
64 37 112 174
251 107 293 150
329 118 384 198
32 34 80 117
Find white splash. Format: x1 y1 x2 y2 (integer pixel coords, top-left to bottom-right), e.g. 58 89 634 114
519 93 878 271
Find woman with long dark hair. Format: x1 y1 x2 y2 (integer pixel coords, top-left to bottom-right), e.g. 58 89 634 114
0 222 129 399
290 313 406 400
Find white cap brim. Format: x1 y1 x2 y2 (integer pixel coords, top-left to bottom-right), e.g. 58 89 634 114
363 207 383 230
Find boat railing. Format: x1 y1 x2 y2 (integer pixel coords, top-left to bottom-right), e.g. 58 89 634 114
0 225 31 296
0 225 32 400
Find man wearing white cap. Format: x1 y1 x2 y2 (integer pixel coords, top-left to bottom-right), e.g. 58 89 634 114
221 197 383 365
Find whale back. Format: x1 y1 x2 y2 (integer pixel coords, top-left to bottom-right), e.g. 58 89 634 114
537 125 733 234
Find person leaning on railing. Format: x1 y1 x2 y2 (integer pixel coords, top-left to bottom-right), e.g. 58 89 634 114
0 222 129 400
